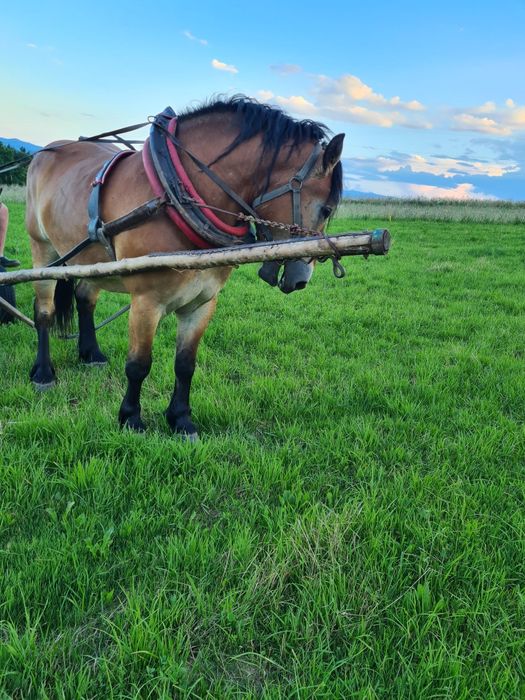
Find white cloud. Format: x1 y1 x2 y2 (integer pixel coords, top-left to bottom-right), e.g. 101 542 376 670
275 95 316 114
345 178 496 200
317 74 426 112
272 72 430 128
376 153 519 178
453 100 525 136
473 101 497 114
453 113 512 136
508 107 525 127
183 30 208 45
257 90 274 102
26 43 37 49
335 105 395 127
211 58 238 74
315 102 431 129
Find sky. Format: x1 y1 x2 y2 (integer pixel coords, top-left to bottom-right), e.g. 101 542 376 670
1 0 524 200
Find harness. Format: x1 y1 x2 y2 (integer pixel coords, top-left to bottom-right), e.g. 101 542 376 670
8 108 330 268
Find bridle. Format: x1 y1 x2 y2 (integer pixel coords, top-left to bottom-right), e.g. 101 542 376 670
251 142 323 230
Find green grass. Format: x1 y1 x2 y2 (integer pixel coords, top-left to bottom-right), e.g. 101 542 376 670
1 201 524 698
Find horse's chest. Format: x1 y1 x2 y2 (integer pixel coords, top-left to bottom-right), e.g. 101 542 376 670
164 270 228 314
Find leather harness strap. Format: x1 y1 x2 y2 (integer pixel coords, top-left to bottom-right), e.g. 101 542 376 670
147 108 259 248
87 150 135 260
148 108 323 244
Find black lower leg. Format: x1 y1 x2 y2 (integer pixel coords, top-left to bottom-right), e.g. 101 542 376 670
76 295 107 364
118 358 151 431
30 310 56 388
166 348 198 436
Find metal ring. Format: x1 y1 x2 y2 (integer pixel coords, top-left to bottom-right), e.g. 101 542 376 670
288 177 303 192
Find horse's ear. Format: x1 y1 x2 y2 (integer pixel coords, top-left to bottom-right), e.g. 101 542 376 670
322 133 345 175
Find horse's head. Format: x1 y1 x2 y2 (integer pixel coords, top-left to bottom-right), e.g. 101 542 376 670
255 133 345 293
175 96 345 292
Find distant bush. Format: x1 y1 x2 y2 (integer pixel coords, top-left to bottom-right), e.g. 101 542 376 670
0 143 30 186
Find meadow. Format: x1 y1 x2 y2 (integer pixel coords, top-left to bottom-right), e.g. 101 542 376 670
1 198 524 698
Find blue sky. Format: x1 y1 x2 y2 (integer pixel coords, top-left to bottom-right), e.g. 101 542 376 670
1 0 524 200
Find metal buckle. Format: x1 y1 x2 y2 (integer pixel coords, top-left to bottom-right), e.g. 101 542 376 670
289 176 303 192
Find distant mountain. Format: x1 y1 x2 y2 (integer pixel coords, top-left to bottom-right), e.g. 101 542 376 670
342 189 387 200
0 137 41 153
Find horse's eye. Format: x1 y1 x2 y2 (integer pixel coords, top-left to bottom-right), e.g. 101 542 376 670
321 205 333 219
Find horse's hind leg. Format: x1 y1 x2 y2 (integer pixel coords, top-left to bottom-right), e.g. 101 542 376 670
30 279 58 390
28 236 74 389
118 294 163 431
165 297 217 441
75 281 107 365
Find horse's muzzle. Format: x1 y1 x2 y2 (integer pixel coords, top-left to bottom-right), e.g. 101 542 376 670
258 260 312 294
258 261 281 287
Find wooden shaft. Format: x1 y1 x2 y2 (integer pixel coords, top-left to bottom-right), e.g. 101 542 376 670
0 296 35 327
0 230 390 287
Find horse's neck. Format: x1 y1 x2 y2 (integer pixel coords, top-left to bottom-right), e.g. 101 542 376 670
176 114 313 218
177 115 260 211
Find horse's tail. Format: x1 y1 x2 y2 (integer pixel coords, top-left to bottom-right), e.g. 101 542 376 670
0 265 17 325
53 278 76 334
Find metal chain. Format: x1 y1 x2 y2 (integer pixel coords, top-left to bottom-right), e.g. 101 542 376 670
187 198 320 238
187 200 346 277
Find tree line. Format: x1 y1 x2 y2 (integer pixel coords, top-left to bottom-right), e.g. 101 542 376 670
0 143 30 186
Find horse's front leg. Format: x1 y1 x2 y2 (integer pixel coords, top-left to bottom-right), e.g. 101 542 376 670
165 298 217 441
118 295 163 432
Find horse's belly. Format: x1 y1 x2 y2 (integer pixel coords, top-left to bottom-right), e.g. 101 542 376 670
93 277 128 294
117 267 230 314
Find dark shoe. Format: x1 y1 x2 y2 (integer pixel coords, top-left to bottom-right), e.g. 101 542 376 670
0 256 20 268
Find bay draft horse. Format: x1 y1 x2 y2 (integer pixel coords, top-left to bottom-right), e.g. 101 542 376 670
26 96 344 439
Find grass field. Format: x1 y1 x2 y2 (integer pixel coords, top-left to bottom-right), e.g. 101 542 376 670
1 200 524 698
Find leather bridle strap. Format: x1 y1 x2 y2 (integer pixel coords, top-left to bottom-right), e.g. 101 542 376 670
78 121 150 142
252 142 322 227
151 118 261 223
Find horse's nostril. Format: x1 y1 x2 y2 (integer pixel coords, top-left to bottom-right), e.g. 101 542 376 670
295 281 307 290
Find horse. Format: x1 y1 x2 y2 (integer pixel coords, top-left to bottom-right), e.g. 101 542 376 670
25 95 344 439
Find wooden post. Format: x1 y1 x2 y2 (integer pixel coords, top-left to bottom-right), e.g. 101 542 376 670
0 230 390 287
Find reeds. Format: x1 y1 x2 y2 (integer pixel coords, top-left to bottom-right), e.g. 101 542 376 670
336 197 525 224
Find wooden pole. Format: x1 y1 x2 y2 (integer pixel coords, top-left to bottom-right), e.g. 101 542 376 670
0 296 35 328
0 230 390 287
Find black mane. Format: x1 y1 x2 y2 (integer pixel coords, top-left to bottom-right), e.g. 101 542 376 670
180 95 343 206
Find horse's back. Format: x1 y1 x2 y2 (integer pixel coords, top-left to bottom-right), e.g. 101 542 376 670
26 141 121 251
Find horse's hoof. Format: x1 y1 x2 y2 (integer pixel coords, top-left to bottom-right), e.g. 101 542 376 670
178 431 199 443
80 350 108 366
120 416 146 433
33 380 56 392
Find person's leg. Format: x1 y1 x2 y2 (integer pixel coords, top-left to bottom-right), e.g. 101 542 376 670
0 203 20 268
